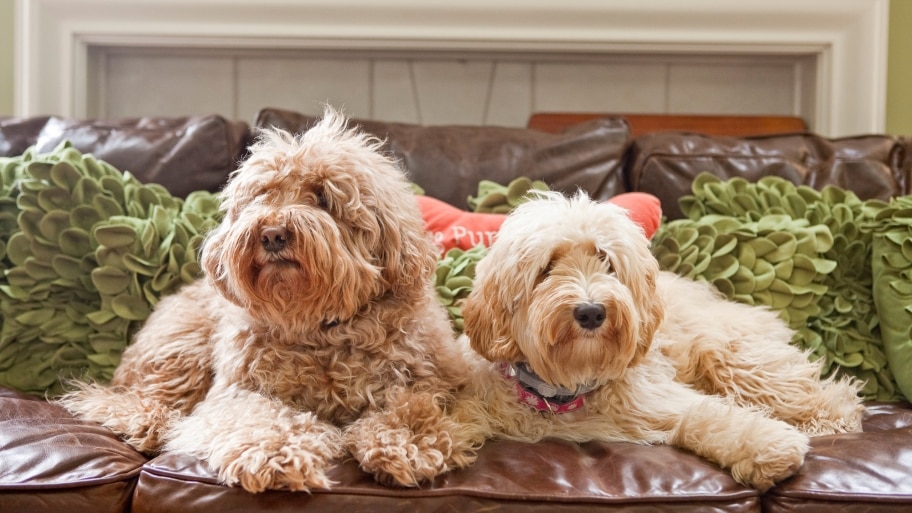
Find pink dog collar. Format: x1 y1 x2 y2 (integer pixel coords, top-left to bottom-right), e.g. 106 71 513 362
500 363 587 414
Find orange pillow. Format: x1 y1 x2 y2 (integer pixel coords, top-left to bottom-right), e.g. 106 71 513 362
417 192 662 254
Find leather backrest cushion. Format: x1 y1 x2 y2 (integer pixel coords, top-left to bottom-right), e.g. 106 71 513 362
1 116 52 157
254 108 631 209
2 115 252 198
628 132 909 220
901 138 912 196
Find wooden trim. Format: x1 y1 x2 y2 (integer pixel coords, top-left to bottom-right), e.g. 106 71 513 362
528 113 808 137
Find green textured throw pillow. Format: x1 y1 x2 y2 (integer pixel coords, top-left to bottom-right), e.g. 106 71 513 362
865 196 912 402
653 214 835 329
0 143 221 397
467 176 549 213
435 245 487 333
658 173 901 401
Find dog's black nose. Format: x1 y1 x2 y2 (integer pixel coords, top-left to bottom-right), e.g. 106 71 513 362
260 227 287 253
574 302 606 330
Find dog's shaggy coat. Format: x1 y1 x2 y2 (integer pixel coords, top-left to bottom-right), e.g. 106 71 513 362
60 109 474 492
453 192 864 491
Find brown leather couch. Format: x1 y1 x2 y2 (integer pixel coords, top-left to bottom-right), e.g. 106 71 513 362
1 111 910 513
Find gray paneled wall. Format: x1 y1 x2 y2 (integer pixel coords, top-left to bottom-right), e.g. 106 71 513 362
89 47 812 127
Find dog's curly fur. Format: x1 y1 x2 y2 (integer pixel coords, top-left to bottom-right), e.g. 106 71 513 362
452 191 865 491
59 108 475 492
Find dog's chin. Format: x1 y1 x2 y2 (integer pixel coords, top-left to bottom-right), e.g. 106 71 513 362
523 320 636 390
256 257 301 274
239 251 382 328
253 255 303 285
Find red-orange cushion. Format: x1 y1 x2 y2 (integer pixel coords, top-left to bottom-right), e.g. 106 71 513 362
418 192 662 254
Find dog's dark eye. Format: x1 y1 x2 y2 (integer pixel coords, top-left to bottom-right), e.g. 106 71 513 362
542 261 554 276
315 189 328 209
597 248 613 271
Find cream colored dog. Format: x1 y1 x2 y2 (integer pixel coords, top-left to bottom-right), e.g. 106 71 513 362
59 108 474 492
453 191 864 491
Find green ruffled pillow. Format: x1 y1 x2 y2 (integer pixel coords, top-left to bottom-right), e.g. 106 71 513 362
0 143 221 397
658 173 901 401
653 214 835 330
435 245 487 333
467 176 549 213
864 196 912 402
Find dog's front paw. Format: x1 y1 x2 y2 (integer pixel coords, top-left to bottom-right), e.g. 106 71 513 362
217 440 340 493
731 427 809 492
350 426 450 487
220 448 330 492
346 391 476 486
210 412 344 493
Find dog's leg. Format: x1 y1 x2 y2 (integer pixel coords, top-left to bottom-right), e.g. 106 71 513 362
59 281 218 452
662 386 809 491
662 315 864 435
58 383 188 453
58 327 212 452
672 333 864 436
344 388 477 487
164 383 344 493
660 276 864 435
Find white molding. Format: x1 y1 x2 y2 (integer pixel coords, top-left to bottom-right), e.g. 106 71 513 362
14 0 889 136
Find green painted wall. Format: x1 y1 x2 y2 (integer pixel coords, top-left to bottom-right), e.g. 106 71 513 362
0 0 13 116
1 1 911 132
887 0 912 134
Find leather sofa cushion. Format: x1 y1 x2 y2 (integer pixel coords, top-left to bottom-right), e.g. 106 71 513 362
135 440 759 513
254 108 631 209
0 387 148 513
764 403 912 513
627 132 912 220
0 115 251 198
132 402 912 513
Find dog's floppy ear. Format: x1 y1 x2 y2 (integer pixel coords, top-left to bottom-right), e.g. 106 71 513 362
200 224 243 306
373 193 438 301
628 253 665 366
462 270 522 362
